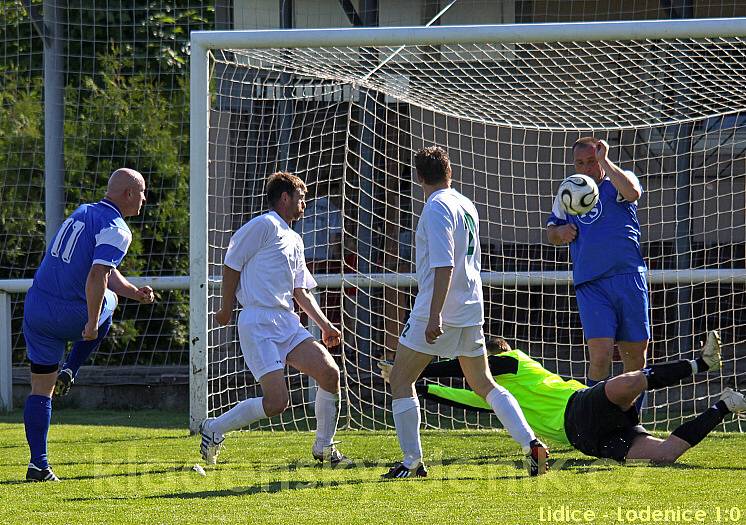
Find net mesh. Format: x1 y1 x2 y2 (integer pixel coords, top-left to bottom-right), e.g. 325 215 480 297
206 35 745 432
1 2 744 429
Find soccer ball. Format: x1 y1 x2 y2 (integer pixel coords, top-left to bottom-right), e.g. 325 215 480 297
557 174 599 216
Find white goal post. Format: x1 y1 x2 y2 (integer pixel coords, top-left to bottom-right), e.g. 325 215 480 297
189 19 746 433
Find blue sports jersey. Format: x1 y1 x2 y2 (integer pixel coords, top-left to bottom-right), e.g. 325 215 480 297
547 173 646 286
32 199 132 303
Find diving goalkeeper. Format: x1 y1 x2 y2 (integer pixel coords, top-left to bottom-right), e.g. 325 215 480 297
380 331 744 463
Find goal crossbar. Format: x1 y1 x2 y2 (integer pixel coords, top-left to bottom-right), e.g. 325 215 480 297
190 18 746 50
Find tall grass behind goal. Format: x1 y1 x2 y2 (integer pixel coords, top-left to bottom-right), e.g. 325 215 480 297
190 20 746 433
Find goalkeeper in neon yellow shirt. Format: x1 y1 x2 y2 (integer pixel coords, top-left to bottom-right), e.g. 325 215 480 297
380 332 745 463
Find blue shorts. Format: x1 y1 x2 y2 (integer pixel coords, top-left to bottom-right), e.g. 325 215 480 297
575 272 650 342
23 286 118 366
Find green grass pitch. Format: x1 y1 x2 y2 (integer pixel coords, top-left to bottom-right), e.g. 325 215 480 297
1 410 744 524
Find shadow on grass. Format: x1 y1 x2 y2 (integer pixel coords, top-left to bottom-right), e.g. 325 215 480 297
552 458 746 472
51 434 188 445
61 462 601 501
646 461 746 471
144 474 527 499
0 409 186 429
0 459 191 468
62 477 381 500
0 444 26 451
1 465 195 486
0 479 28 485
0 433 187 456
264 454 518 472
265 456 627 478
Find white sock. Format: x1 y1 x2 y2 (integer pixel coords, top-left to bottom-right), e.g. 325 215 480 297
392 397 422 468
210 397 266 435
689 359 699 374
313 388 340 452
485 386 536 453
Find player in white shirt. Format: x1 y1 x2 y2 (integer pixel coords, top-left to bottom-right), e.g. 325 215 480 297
199 172 349 467
382 146 549 479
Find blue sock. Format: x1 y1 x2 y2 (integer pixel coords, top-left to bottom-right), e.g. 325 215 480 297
586 377 608 387
63 315 111 378
24 395 52 468
634 391 647 413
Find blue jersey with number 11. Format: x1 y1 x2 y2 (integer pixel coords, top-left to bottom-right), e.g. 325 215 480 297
33 199 132 304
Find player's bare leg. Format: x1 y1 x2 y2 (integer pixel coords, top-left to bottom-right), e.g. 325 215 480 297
199 370 287 465
30 372 56 400
286 338 340 393
625 434 678 462
618 340 648 373
611 332 735 463
458 353 497 398
618 339 649 411
604 371 647 410
259 370 292 416
586 337 614 384
389 344 432 399
382 344 432 478
286 338 348 467
460 354 548 475
606 331 719 412
627 389 746 463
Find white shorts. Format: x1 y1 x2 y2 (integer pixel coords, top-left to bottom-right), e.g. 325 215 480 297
398 316 486 358
237 307 314 380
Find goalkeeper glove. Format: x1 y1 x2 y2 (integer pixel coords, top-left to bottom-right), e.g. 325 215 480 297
377 360 394 383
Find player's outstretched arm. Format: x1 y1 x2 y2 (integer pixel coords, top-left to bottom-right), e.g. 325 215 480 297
421 354 520 380
83 264 112 340
420 358 464 378
595 139 641 202
107 268 155 304
215 265 240 326
293 287 341 348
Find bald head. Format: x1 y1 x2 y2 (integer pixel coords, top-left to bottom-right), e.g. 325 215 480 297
107 168 144 194
105 168 146 217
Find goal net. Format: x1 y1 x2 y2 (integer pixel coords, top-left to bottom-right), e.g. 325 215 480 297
190 20 746 433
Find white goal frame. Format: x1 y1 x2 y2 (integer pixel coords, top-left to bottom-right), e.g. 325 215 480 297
188 18 746 433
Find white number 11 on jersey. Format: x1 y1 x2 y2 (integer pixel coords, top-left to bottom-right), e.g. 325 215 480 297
50 217 86 263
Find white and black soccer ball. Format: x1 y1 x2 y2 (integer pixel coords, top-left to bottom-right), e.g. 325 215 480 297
557 174 599 216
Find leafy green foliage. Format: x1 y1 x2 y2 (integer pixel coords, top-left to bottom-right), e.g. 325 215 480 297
1 1 213 364
64 1 214 77
0 71 45 277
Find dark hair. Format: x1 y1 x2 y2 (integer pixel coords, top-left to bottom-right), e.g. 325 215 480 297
265 172 306 207
572 136 600 153
414 146 451 185
486 336 512 355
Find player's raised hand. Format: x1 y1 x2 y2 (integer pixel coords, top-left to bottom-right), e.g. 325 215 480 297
82 320 98 341
556 223 577 244
321 325 341 348
425 315 443 344
134 286 155 304
595 139 610 162
215 307 232 326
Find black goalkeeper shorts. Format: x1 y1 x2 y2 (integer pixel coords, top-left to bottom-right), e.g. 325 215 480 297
563 382 650 462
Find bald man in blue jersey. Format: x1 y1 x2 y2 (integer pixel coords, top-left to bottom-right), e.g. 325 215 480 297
547 138 649 395
22 168 155 482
